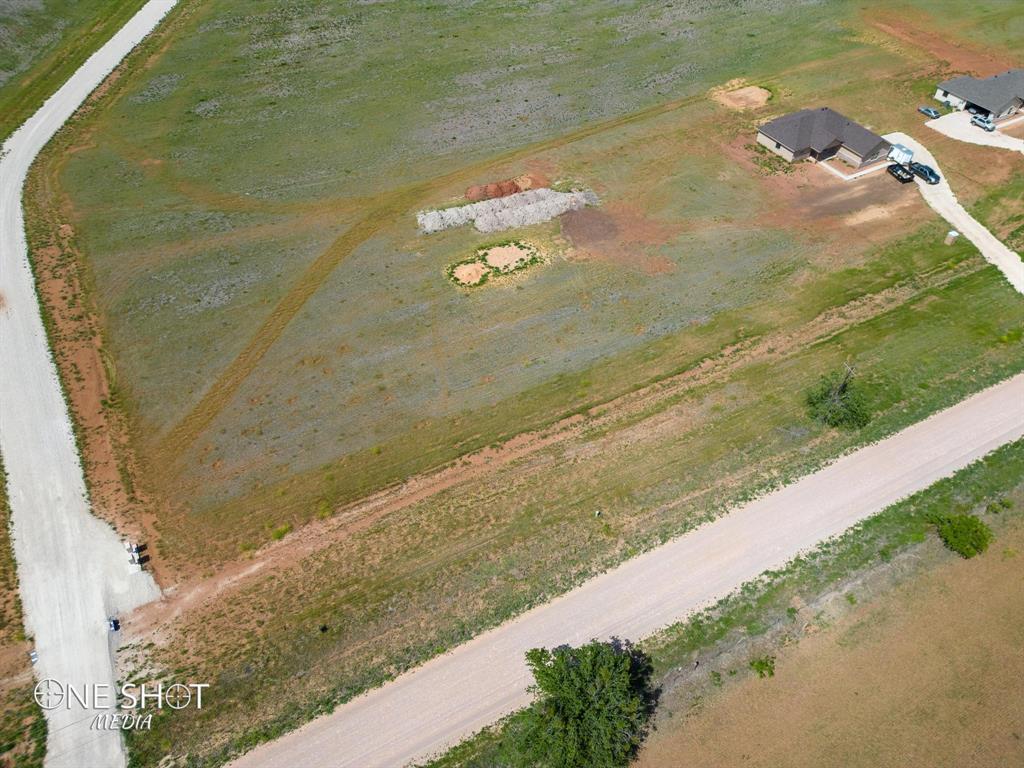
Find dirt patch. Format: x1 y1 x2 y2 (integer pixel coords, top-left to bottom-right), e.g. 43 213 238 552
561 203 679 275
864 8 1020 77
711 82 771 111
637 518 1024 768
451 262 488 286
482 243 534 272
842 193 920 226
448 241 541 286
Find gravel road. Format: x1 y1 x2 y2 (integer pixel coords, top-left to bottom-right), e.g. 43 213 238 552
230 373 1024 768
0 3 174 766
885 131 1024 294
926 110 1024 154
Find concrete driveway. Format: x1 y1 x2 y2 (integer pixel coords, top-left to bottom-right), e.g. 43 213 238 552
925 110 1024 153
230 373 1024 768
0 3 173 766
885 131 1024 294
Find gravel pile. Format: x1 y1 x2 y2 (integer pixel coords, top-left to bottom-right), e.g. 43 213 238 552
418 188 598 234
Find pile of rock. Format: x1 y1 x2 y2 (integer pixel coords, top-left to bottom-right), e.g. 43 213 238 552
417 188 598 235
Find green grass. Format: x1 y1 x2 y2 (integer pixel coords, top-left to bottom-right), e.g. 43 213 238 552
419 439 1024 767
49 0 866 535
0 0 150 142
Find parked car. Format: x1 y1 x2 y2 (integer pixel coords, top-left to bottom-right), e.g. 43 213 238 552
887 164 915 184
918 106 941 119
909 162 941 185
971 114 996 132
28 650 38 665
967 105 980 115
108 617 121 632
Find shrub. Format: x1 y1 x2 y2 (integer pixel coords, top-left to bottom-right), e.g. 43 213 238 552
502 639 655 768
935 514 992 558
749 655 776 678
805 367 871 429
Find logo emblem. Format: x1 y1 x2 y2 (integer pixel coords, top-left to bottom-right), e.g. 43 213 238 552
34 678 64 710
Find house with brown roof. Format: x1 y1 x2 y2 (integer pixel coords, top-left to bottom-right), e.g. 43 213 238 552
934 70 1024 120
756 107 891 168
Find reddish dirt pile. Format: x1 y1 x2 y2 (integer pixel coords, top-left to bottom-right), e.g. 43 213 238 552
465 173 547 202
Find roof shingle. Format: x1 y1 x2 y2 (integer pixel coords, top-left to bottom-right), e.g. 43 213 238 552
758 108 889 158
937 70 1024 115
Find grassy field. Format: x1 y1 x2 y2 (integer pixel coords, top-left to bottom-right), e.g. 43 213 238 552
0 0 149 142
15 0 1023 764
0 461 46 768
41 0 1020 563
422 440 1024 766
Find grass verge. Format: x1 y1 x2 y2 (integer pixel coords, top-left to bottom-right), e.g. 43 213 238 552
0 459 47 768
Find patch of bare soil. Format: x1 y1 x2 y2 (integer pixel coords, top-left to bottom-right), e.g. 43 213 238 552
561 203 678 274
636 518 1024 768
864 8 1021 76
711 81 771 111
482 242 536 272
452 262 488 285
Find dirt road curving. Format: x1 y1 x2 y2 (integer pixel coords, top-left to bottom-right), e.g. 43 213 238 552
0 3 174 766
885 131 1024 294
229 374 1024 768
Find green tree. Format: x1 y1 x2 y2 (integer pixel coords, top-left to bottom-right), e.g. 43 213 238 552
805 365 871 429
503 639 655 768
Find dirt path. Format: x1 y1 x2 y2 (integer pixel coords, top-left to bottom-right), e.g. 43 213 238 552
636 517 1024 768
227 374 1024 768
863 8 1021 76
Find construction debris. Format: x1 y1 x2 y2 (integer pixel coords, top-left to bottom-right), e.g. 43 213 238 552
417 188 598 234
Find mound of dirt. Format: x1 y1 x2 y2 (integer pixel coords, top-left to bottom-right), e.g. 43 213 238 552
712 85 772 111
465 173 547 202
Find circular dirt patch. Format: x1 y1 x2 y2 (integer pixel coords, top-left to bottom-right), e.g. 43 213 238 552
713 85 771 110
452 262 488 285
